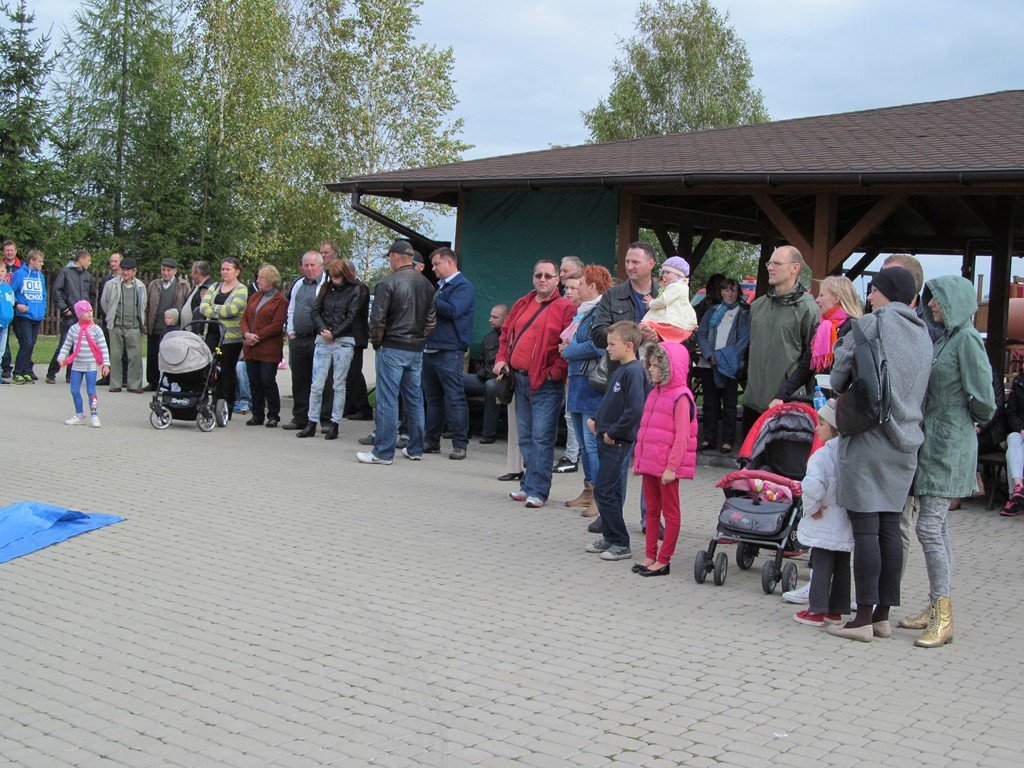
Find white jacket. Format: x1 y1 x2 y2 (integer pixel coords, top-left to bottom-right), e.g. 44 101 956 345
796 439 854 552
642 279 697 331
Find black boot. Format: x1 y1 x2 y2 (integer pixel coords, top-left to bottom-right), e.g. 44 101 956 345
324 422 339 440
296 422 317 438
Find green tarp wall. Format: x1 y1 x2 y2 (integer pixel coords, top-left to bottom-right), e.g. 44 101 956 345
460 188 619 350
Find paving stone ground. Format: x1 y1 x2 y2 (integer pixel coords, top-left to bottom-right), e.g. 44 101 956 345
2 367 1023 767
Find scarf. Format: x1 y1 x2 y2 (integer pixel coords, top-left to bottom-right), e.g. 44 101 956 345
560 297 600 343
810 305 849 371
708 300 739 329
64 320 105 367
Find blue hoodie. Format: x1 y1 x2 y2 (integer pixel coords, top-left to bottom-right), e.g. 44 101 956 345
12 265 47 321
0 282 14 328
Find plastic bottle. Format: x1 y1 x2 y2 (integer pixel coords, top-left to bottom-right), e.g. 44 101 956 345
813 385 827 411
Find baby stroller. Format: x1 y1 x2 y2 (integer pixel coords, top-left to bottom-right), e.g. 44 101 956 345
149 320 228 432
694 402 823 592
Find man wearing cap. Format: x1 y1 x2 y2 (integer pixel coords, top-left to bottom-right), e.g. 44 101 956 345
46 249 95 384
179 261 213 329
101 257 147 392
284 250 329 430
742 245 820 438
356 240 436 465
143 258 190 389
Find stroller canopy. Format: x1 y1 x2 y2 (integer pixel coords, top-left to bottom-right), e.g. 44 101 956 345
158 331 213 374
739 403 822 480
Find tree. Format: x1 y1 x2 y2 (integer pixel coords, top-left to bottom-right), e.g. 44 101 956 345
583 0 768 287
0 0 56 246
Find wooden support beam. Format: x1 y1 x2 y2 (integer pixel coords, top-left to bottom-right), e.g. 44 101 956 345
751 193 813 259
755 240 772 298
651 221 677 256
987 198 1014 382
905 197 950 237
689 229 721 273
811 193 837 280
639 203 772 238
679 224 693 259
840 248 881 280
962 241 978 282
616 193 640 279
826 195 905 273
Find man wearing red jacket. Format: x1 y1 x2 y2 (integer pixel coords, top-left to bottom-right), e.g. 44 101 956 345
493 260 576 508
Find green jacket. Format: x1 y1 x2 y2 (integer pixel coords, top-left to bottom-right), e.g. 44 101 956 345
915 275 995 498
744 282 820 412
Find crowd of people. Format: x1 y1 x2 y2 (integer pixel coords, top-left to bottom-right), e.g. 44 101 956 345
1 235 1012 647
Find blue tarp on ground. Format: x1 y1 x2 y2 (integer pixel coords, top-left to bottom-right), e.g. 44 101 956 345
0 501 124 564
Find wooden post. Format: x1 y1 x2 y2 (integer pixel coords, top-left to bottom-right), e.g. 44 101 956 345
454 190 466 259
755 240 772 298
651 221 677 256
962 240 978 282
810 192 836 283
841 248 881 280
616 193 640 279
680 224 693 259
987 198 1014 382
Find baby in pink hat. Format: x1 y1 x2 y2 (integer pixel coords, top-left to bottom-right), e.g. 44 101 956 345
640 256 698 343
56 300 110 427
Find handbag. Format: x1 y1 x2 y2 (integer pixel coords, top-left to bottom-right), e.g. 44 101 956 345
494 301 551 405
588 352 610 393
835 319 891 435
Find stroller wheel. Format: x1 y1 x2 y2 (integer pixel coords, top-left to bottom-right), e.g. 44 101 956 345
215 398 229 428
736 542 757 570
781 562 799 593
761 559 778 594
712 552 728 586
693 550 709 584
197 406 217 432
149 406 172 430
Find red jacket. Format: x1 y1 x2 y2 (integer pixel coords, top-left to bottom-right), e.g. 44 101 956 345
240 290 288 363
497 291 575 392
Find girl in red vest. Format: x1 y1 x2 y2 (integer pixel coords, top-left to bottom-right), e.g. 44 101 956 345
632 342 698 576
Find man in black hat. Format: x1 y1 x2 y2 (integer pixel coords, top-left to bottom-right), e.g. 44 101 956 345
101 257 147 392
46 249 95 384
145 257 190 390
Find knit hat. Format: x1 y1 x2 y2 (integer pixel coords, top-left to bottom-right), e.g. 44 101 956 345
661 256 690 279
817 398 838 430
869 266 917 305
74 300 93 318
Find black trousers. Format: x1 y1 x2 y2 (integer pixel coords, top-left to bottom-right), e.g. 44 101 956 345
146 332 163 387
218 343 242 417
246 360 281 421
847 511 902 608
700 368 739 446
741 405 763 445
47 314 76 379
808 548 852 615
289 335 332 426
343 346 373 418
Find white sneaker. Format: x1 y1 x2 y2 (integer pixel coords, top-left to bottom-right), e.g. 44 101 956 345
401 447 421 461
90 415 102 428
783 581 811 604
64 415 87 426
355 451 392 465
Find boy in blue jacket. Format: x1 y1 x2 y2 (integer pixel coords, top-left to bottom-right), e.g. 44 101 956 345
11 249 47 383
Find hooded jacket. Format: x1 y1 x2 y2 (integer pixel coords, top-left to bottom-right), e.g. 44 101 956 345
744 282 820 412
915 275 996 498
795 438 854 551
633 343 697 478
12 265 47 321
52 263 95 316
0 282 14 327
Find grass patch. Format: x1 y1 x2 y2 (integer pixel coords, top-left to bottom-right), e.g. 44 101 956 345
4 334 150 371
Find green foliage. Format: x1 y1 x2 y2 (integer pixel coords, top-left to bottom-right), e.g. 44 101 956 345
584 0 768 142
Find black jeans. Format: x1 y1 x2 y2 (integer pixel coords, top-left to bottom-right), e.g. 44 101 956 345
12 317 40 376
146 332 164 387
847 511 902 607
700 368 739 446
808 548 852 615
594 439 633 548
47 314 75 379
741 405 762 446
218 343 242 416
289 335 332 426
343 346 373 418
246 360 281 421
463 374 501 438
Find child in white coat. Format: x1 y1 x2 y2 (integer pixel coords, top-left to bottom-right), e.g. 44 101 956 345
640 256 698 343
793 399 855 627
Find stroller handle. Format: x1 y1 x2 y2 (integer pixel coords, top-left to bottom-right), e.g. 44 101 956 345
182 318 226 334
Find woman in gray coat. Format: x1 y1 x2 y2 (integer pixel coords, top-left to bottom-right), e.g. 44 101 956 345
827 267 933 642
899 275 994 648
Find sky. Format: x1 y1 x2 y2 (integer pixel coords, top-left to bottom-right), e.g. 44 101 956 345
25 0 1024 290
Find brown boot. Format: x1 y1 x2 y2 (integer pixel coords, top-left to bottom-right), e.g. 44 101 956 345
566 481 593 508
581 497 599 518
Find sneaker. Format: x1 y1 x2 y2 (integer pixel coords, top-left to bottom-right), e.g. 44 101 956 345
14 375 29 385
28 372 38 380
793 610 827 627
355 451 392 465
45 375 56 384
357 433 376 445
423 443 441 454
64 415 87 426
585 538 613 553
509 489 528 502
401 447 421 461
0 372 11 382
397 434 410 449
1000 499 1021 517
600 545 632 561
783 582 811 604
233 402 250 414
524 496 544 508
90 415 102 428
553 455 578 473
449 447 467 460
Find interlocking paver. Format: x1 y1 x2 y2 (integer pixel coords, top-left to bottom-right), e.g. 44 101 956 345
2 369 1024 767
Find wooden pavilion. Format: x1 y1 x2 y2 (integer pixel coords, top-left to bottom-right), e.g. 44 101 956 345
328 90 1024 375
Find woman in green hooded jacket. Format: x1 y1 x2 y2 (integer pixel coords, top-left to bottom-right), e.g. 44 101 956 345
902 275 995 648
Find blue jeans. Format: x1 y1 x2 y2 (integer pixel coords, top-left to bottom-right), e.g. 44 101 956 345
594 439 633 548
374 346 425 461
235 359 251 407
570 411 599 484
310 337 355 424
512 373 563 501
423 350 469 449
69 369 98 415
12 317 40 376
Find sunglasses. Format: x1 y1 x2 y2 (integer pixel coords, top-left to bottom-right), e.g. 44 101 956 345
534 272 557 279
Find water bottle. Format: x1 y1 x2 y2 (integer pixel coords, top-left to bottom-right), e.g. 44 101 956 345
813 385 827 411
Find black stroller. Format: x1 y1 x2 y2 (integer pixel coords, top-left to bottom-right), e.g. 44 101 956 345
149 320 229 432
694 402 823 593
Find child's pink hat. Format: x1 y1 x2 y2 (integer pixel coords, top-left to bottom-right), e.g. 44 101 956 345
74 300 93 318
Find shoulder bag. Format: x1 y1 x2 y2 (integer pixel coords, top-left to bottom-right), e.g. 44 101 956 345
494 301 550 405
835 318 891 436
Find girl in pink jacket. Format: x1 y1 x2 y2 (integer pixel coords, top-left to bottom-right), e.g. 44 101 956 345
632 342 697 576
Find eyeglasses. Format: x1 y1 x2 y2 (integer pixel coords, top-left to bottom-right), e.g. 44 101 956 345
534 273 557 280
766 260 795 268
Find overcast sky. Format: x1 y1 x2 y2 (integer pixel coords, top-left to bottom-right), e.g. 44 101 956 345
27 0 1024 288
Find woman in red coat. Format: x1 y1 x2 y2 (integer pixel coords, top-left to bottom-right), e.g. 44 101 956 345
240 264 289 427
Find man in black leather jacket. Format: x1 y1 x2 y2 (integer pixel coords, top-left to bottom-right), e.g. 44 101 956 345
357 240 436 465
